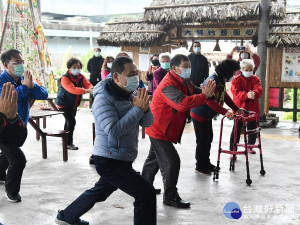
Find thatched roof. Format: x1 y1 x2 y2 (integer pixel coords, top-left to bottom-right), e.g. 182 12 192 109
268 12 300 47
97 18 167 47
144 0 286 26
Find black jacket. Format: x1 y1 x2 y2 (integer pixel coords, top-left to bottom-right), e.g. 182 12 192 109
87 56 104 86
188 53 209 87
0 113 27 147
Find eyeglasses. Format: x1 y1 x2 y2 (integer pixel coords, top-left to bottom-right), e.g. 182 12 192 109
10 60 25 65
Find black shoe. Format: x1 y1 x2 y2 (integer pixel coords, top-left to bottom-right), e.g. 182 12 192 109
89 155 94 165
55 210 89 225
187 118 191 123
207 163 220 172
6 192 21 202
67 144 78 150
155 188 161 194
163 195 190 208
0 178 5 184
195 167 211 175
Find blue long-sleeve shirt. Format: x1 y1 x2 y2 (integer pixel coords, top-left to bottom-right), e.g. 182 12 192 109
0 70 48 125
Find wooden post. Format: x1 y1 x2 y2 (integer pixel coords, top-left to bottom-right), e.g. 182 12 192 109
257 0 271 120
293 88 297 122
264 48 271 115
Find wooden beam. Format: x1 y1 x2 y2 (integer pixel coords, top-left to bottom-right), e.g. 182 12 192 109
270 23 300 26
107 20 145 25
100 30 166 34
269 32 300 34
144 0 258 10
170 37 253 41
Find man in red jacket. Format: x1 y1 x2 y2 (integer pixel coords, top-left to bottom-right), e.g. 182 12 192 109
142 54 216 208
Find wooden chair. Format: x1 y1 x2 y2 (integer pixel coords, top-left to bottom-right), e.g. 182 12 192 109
28 119 69 162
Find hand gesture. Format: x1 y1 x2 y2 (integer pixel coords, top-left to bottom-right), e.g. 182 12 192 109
201 79 216 98
237 108 246 115
22 70 34 89
245 45 253 55
86 88 93 94
133 88 151 112
0 83 18 119
225 111 235 120
230 46 238 55
247 91 255 99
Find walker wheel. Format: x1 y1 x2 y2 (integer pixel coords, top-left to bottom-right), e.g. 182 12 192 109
246 179 252 185
260 170 266 176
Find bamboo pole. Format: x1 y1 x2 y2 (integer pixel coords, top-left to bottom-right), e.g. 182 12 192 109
0 2 10 49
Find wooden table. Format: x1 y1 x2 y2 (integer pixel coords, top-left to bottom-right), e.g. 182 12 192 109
29 110 69 162
29 110 64 140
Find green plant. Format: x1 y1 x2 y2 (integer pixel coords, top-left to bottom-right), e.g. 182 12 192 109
283 88 300 121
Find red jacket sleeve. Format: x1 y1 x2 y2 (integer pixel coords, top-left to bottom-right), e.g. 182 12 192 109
82 76 93 89
251 53 261 74
161 85 207 112
252 76 263 99
226 54 233 60
61 76 85 95
231 77 248 102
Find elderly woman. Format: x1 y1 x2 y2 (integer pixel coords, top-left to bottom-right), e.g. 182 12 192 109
229 59 263 159
152 52 171 95
57 58 93 150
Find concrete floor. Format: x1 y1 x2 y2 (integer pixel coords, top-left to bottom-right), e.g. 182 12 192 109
0 109 299 225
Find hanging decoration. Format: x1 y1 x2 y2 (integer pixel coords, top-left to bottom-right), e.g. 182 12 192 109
0 0 57 93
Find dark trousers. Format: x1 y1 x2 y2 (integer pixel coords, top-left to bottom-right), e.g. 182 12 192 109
230 120 257 150
63 156 156 225
142 137 180 201
192 119 213 169
59 108 77 145
0 144 26 195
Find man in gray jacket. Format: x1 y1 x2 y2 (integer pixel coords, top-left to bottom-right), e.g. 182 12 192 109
55 57 156 225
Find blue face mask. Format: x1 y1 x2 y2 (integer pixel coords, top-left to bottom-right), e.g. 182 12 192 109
177 68 191 79
71 69 81 76
13 64 25 77
193 47 201 53
120 74 139 92
161 62 170 70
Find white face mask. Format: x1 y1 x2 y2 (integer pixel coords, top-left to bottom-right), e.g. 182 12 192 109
107 62 113 69
243 71 253 78
71 69 81 76
95 52 101 57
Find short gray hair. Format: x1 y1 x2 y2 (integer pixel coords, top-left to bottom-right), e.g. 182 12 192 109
159 52 171 62
240 59 254 70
